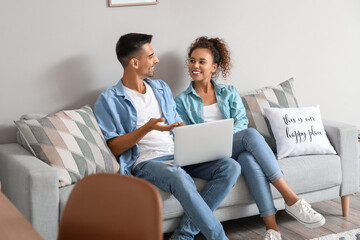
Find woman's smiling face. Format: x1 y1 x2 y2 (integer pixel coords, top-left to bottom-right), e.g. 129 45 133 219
188 48 218 83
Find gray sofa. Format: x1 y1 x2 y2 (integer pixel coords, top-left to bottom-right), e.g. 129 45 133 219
0 119 359 240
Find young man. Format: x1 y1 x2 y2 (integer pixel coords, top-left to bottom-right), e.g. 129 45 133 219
94 33 241 240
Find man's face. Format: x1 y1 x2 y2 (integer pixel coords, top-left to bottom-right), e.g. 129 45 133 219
136 43 159 78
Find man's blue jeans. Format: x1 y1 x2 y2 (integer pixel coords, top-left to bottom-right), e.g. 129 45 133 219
232 128 284 218
132 156 241 240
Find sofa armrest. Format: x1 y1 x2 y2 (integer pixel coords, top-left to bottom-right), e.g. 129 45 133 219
323 120 359 196
0 143 59 240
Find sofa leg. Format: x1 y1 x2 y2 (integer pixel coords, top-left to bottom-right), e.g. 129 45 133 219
341 195 350 217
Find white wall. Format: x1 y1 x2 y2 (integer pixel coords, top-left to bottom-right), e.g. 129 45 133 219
1 0 359 144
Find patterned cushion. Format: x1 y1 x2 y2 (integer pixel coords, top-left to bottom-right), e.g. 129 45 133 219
14 105 120 187
240 78 299 152
16 113 47 153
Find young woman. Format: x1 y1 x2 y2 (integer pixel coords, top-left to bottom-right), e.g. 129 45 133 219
175 37 325 240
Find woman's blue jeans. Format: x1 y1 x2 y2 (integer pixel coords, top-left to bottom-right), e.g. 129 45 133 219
232 128 284 218
133 156 241 240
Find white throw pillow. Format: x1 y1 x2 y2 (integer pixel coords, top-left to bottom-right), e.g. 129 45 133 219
264 106 336 159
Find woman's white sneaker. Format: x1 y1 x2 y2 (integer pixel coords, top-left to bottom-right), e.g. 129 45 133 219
264 229 282 240
285 199 325 228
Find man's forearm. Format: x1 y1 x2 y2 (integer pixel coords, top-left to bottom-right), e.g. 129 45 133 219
107 118 182 157
107 123 152 157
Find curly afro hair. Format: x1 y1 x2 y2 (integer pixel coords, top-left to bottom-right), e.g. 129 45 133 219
188 36 232 80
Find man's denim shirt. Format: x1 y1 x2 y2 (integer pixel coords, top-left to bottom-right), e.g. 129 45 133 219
94 78 182 175
175 80 249 133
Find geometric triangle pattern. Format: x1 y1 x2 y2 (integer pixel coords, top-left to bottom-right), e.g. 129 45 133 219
240 78 299 152
15 105 120 187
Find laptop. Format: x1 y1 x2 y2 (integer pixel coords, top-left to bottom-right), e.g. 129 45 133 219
173 118 234 166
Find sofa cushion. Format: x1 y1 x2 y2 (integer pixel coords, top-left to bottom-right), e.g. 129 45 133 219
264 106 336 159
160 154 342 221
14 105 120 187
272 154 342 199
240 78 299 152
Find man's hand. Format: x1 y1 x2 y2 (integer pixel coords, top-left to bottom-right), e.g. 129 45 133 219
107 118 186 157
146 117 184 132
178 122 186 127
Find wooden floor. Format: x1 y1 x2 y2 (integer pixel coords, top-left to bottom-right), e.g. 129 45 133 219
164 194 360 240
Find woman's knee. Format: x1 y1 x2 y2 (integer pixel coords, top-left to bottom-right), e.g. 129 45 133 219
242 128 269 151
243 128 264 141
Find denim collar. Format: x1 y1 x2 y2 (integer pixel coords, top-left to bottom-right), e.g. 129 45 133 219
114 78 163 97
184 79 225 96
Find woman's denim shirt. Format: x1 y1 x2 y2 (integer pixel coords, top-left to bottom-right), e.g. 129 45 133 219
94 78 182 175
175 80 249 133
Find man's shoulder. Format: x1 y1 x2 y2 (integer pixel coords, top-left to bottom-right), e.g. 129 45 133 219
94 85 118 108
146 78 168 89
99 85 118 99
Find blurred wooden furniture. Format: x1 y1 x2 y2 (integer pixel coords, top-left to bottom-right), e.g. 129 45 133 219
0 183 43 240
58 173 163 240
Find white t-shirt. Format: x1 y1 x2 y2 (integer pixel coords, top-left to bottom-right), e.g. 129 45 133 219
124 81 174 167
204 103 224 122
